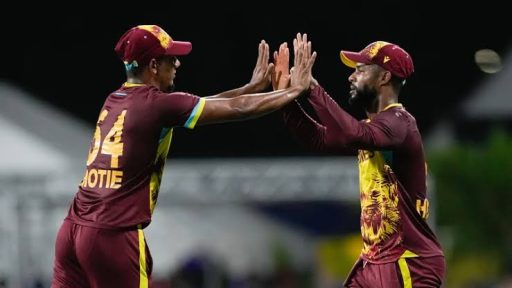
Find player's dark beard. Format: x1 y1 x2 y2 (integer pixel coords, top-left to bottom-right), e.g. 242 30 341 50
349 85 377 110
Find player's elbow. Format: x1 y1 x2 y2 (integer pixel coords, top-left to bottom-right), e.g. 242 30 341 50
337 128 365 147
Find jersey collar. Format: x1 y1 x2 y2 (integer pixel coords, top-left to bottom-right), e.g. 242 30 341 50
382 103 403 111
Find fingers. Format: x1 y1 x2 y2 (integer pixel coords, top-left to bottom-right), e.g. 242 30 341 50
292 33 311 68
257 40 269 68
263 40 269 63
294 33 306 52
272 41 291 90
279 42 288 56
275 42 289 62
296 33 307 48
265 63 275 79
308 51 317 70
307 39 312 59
288 32 316 89
280 42 289 65
293 38 298 65
291 34 313 68
257 41 263 67
293 38 301 67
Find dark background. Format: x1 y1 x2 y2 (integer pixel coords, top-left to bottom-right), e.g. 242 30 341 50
2 3 509 158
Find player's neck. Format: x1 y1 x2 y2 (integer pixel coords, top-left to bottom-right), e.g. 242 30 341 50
378 98 398 112
365 95 398 118
126 77 145 85
126 68 155 86
377 88 398 113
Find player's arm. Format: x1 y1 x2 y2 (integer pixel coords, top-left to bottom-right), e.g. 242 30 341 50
196 34 317 125
273 34 355 154
282 99 357 155
307 84 408 150
205 40 274 99
198 87 306 124
281 33 407 149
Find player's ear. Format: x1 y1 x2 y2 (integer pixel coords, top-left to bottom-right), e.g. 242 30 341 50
380 70 392 85
149 59 159 75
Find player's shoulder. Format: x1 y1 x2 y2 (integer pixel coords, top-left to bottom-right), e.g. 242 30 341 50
376 105 417 128
383 104 414 118
147 90 202 110
149 89 198 98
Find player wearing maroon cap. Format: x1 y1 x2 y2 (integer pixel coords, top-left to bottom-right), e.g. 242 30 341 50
51 25 316 288
272 34 445 287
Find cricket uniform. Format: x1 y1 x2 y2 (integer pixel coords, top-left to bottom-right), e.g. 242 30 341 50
52 83 205 287
283 85 445 287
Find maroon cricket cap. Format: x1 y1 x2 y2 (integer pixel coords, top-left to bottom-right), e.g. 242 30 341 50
340 41 414 79
115 25 192 67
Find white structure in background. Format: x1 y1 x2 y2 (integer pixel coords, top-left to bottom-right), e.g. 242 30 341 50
0 82 359 287
0 82 90 287
463 47 512 120
425 46 512 151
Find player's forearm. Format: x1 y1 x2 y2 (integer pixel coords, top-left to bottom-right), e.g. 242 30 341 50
283 100 356 155
307 85 404 149
229 86 304 120
283 100 328 151
307 85 365 147
205 83 261 99
197 86 305 125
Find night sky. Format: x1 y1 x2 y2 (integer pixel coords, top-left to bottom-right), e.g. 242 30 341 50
2 3 509 157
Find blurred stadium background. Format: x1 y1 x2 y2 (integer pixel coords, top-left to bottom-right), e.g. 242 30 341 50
1 3 511 288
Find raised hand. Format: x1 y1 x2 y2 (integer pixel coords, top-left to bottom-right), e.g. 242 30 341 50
271 42 290 90
248 40 274 92
290 33 317 91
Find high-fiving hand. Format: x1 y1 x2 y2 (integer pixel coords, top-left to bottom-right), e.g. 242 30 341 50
272 42 290 90
249 40 274 92
290 33 317 92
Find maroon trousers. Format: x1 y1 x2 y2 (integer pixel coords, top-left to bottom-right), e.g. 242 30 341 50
345 256 445 288
51 220 153 288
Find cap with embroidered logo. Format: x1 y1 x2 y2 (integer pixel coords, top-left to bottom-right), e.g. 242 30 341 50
115 25 192 67
340 41 414 79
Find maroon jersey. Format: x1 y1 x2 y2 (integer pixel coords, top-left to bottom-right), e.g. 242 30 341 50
283 85 443 263
66 83 205 229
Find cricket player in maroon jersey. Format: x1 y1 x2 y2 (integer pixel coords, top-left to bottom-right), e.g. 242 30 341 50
51 25 316 288
272 34 445 287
